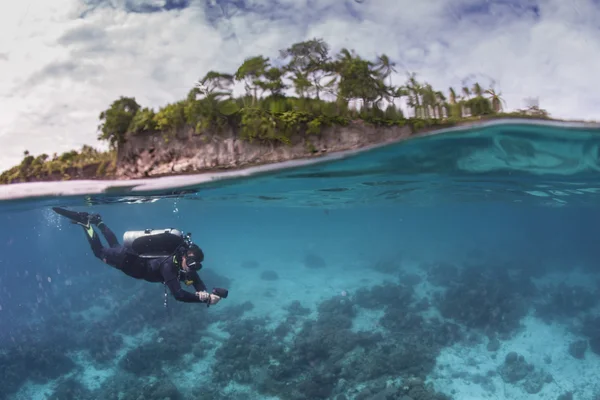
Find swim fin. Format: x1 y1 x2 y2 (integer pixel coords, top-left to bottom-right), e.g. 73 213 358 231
52 207 96 227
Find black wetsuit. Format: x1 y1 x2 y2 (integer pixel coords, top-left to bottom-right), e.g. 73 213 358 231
83 222 207 303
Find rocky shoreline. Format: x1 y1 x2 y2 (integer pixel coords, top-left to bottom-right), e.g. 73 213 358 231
115 120 414 179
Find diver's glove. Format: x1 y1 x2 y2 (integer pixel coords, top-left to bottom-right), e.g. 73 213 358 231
196 291 221 305
197 291 209 302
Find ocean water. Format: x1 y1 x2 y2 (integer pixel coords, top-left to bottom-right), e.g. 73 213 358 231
1 120 600 400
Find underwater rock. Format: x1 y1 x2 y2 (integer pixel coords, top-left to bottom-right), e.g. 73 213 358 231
487 337 501 352
435 266 533 336
535 283 598 323
423 261 460 287
498 351 552 394
522 370 551 394
557 392 573 400
286 300 311 316
354 281 414 310
88 332 124 364
304 253 326 269
241 260 259 269
568 340 587 359
400 376 453 400
121 378 182 400
505 351 518 363
48 378 92 400
371 386 398 400
472 373 496 393
498 352 530 382
260 269 279 281
400 271 423 286
2 343 77 387
354 387 373 400
215 300 254 322
590 336 600 355
371 258 399 274
118 341 186 375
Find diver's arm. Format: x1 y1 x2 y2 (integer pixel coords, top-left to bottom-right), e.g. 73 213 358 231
190 271 221 305
190 270 207 292
162 266 205 303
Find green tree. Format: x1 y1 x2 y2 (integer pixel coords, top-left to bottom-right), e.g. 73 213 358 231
98 97 141 148
262 67 288 97
129 107 158 134
334 49 386 111
235 56 270 105
403 73 422 118
196 71 235 99
183 71 240 133
280 38 334 99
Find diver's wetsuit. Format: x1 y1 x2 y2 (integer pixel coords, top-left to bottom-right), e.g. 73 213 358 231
84 221 207 303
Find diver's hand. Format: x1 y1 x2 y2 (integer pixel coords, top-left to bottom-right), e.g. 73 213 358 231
196 291 210 302
197 291 221 305
208 294 221 305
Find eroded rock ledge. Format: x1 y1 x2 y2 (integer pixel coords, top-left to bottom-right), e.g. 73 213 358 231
115 122 413 179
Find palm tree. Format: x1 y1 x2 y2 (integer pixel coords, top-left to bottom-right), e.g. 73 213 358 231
435 91 446 119
421 84 437 118
404 72 422 117
462 86 471 100
461 86 471 116
375 54 397 87
375 54 397 109
448 87 457 105
447 87 460 118
335 48 356 65
485 88 506 112
394 85 409 115
472 82 483 97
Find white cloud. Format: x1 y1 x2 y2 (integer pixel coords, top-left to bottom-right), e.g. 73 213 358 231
1 0 599 173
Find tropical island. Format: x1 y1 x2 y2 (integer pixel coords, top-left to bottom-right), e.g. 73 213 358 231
0 38 554 185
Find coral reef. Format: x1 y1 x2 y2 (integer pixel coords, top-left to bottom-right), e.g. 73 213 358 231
535 283 598 323
260 269 279 281
303 253 327 269
434 266 536 336
3 253 599 400
497 351 553 394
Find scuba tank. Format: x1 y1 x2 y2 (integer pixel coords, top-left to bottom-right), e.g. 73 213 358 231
122 228 192 258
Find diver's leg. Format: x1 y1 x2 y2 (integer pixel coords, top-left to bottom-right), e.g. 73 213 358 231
95 220 120 248
81 224 105 259
81 225 128 268
54 208 126 267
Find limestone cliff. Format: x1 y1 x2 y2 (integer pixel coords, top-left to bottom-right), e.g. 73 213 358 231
115 121 414 179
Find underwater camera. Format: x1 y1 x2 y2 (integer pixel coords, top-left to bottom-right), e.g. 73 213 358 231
212 287 229 298
205 287 228 308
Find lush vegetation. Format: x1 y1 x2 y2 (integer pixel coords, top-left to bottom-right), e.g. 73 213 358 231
2 37 552 184
0 147 116 184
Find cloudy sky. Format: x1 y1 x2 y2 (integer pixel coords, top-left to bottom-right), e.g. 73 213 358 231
0 0 599 173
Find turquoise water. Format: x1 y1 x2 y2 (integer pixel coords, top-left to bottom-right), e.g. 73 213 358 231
1 120 600 400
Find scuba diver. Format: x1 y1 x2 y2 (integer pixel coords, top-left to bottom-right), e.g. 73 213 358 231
52 207 226 306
